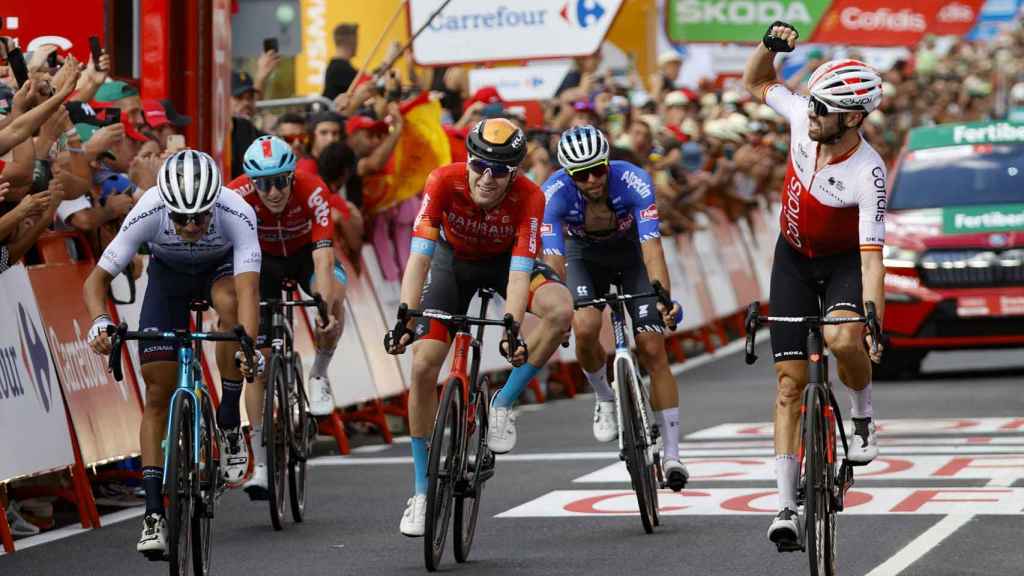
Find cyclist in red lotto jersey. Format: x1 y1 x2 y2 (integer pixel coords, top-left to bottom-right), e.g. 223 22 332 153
386 118 574 537
227 135 350 498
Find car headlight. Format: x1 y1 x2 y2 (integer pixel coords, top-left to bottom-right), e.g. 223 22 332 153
883 245 919 268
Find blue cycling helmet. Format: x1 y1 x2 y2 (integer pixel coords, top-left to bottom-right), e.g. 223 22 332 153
242 135 297 178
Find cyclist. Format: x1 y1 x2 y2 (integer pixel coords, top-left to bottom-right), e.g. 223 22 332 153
742 23 885 546
225 135 350 499
83 150 263 557
541 125 689 491
386 118 574 537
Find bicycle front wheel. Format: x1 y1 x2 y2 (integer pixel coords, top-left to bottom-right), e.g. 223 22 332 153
265 354 289 531
192 395 217 576
616 360 658 534
804 386 837 576
424 377 463 572
454 375 491 563
166 394 195 575
288 352 311 523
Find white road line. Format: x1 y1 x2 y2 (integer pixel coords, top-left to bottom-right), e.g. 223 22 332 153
0 507 144 556
864 514 975 576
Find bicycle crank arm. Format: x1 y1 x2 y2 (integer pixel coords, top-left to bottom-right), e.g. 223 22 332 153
835 460 855 511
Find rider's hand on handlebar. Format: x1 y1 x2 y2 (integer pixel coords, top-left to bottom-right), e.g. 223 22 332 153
88 315 114 355
385 320 416 355
500 337 528 368
864 331 884 364
315 313 340 337
235 349 266 380
657 300 682 331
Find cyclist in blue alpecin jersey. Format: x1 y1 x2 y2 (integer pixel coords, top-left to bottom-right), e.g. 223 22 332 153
541 125 689 491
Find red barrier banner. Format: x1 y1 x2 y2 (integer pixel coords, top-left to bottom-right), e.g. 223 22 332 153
28 263 142 465
810 0 983 46
707 208 762 310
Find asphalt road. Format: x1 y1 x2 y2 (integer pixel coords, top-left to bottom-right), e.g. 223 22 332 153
3 343 1023 576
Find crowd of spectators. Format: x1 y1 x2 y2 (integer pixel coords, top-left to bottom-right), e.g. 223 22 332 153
3 19 1024 279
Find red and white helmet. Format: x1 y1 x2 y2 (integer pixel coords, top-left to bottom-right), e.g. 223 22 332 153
807 59 883 114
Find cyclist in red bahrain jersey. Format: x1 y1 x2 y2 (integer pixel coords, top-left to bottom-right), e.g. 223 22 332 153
385 118 574 537
744 22 886 547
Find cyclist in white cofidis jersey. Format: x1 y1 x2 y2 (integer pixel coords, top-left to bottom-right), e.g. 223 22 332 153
83 150 263 558
743 23 886 547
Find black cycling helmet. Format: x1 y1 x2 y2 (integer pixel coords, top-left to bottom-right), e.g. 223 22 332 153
465 118 526 165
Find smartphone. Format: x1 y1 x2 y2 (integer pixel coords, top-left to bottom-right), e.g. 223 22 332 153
66 101 101 125
8 47 29 87
89 36 104 70
263 37 278 53
166 134 186 153
46 50 59 69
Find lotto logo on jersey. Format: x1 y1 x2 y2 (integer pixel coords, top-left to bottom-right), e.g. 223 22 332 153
540 223 554 236
639 206 659 222
307 187 331 228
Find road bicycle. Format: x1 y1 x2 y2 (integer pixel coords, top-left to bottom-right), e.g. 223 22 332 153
744 298 880 576
574 280 676 534
385 289 521 571
107 300 256 576
257 279 327 530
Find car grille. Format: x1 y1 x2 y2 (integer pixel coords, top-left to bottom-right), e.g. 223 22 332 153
916 301 1024 339
918 249 1024 288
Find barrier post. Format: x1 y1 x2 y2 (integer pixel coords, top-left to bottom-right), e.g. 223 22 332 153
0 502 13 553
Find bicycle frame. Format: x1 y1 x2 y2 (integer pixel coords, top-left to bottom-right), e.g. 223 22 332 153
607 294 656 460
162 342 212 479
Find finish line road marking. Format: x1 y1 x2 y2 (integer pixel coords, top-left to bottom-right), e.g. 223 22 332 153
686 417 1024 440
496 488 1024 518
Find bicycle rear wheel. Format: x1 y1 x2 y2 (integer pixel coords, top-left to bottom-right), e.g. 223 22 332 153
166 394 195 575
454 375 491 563
804 386 837 576
265 354 288 531
424 378 463 572
288 353 311 523
616 360 657 534
192 395 216 576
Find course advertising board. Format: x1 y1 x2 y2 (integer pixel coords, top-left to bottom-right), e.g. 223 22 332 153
409 0 624 65
0 265 76 482
468 63 573 102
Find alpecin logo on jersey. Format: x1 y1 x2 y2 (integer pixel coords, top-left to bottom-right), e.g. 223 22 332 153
620 170 652 198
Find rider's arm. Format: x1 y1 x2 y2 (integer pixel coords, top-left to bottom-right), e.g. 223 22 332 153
84 266 115 322
540 175 568 279
222 190 263 340
858 160 888 324
311 246 335 307
401 169 446 309
861 249 884 324
505 184 546 325
234 272 261 340
742 43 780 105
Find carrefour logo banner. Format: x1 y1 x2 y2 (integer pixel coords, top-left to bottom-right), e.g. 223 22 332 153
410 0 624 65
667 0 833 43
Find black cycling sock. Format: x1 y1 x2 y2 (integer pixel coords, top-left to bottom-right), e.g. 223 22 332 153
852 417 871 443
142 466 164 515
217 379 243 430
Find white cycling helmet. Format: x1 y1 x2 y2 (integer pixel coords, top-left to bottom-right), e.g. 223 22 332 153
557 125 609 171
157 149 222 214
807 59 883 114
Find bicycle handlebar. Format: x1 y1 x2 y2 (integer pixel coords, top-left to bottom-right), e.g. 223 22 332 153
260 293 329 326
743 300 881 365
105 323 258 383
384 304 524 363
574 280 673 310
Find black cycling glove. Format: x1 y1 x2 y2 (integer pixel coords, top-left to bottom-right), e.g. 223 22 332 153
763 21 798 53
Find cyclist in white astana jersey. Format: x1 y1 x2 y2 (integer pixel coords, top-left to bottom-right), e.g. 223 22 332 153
82 150 262 559
743 23 886 548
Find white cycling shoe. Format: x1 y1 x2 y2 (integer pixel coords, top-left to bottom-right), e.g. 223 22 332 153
308 375 335 416
662 458 689 492
400 494 427 537
593 401 617 443
767 508 801 548
847 418 878 465
488 403 518 454
221 427 249 484
137 513 168 558
243 463 269 501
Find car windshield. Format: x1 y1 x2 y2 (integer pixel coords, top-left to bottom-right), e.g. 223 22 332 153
891 144 1024 210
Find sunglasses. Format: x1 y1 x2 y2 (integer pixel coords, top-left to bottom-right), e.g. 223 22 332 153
568 161 609 183
169 210 211 227
281 133 309 145
252 174 293 193
468 157 514 178
808 96 831 117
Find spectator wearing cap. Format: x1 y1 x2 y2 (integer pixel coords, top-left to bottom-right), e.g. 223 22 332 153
555 53 602 97
94 80 144 129
651 50 683 102
324 24 359 101
568 100 601 129
230 71 267 178
454 86 503 130
142 99 190 149
232 71 258 120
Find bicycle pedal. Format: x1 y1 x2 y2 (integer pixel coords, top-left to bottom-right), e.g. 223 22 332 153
775 540 804 553
143 550 169 562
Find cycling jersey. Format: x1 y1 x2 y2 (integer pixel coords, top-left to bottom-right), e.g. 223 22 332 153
540 160 660 256
226 171 350 257
412 163 544 269
98 186 261 277
764 83 887 258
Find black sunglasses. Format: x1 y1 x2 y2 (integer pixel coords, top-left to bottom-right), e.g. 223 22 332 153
252 174 293 193
468 157 514 177
169 210 212 227
808 96 831 117
569 161 609 183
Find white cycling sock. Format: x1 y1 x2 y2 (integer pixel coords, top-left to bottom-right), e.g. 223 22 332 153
775 454 799 511
251 426 265 466
311 349 333 378
657 408 680 460
584 367 615 402
848 382 873 419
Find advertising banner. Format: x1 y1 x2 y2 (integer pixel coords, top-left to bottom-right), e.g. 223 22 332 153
468 63 574 102
0 265 76 482
28 264 142 465
409 0 624 65
666 0 832 43
966 0 1021 41
810 0 983 46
